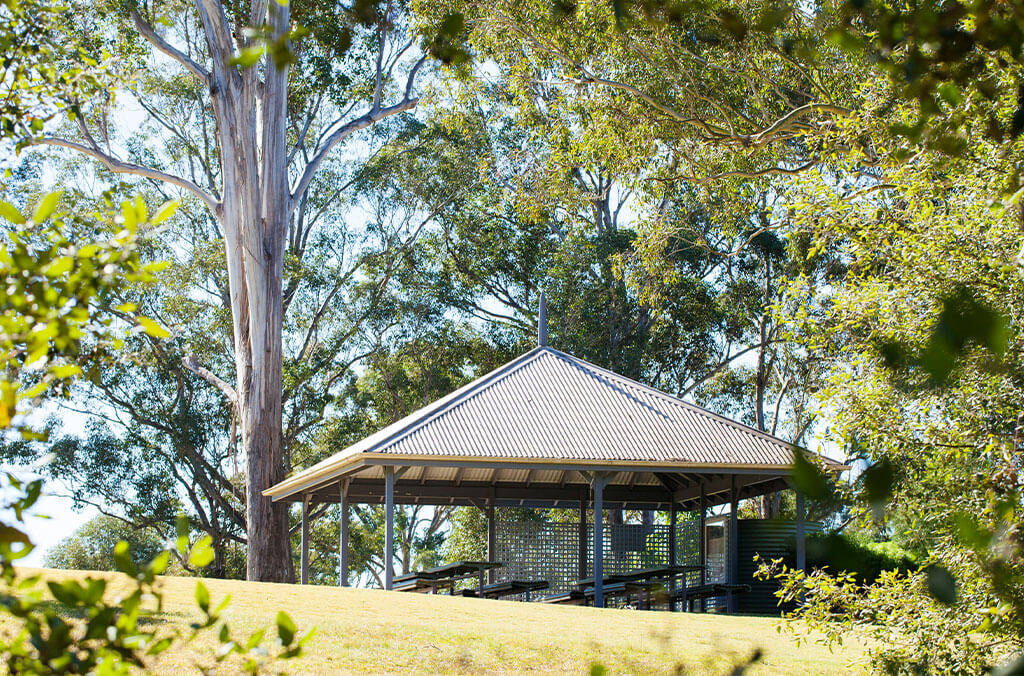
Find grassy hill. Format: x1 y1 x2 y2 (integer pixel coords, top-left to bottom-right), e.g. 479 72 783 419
9 568 861 674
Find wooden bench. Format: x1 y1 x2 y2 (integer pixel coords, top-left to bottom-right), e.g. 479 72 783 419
674 583 750 612
393 574 445 593
478 579 550 601
540 589 587 605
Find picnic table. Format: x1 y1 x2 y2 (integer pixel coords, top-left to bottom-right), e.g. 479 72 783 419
476 579 550 601
574 565 705 610
674 583 750 612
393 560 503 594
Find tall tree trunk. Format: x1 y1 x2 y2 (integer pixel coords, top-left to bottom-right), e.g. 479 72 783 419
199 0 292 581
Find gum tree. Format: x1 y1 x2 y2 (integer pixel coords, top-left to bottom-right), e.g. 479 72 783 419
19 0 430 580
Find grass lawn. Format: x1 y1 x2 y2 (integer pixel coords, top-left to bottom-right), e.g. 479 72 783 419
9 568 862 674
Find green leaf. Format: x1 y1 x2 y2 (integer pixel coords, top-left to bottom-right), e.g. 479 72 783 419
953 513 992 551
861 458 894 516
992 653 1024 676
47 580 83 606
0 201 26 225
0 525 31 545
49 364 82 379
137 316 171 339
43 256 74 277
195 580 210 612
937 82 962 107
230 46 265 68
142 261 171 274
926 565 957 605
790 450 830 501
113 540 136 575
134 195 147 223
32 192 61 222
151 200 179 225
276 611 296 645
149 550 171 575
189 535 215 568
214 593 231 615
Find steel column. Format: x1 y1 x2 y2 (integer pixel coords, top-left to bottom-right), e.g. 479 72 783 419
578 496 587 580
384 466 395 590
699 483 707 583
300 494 310 585
340 478 350 587
728 475 738 613
699 483 707 612
487 488 497 584
668 502 677 610
796 489 806 572
593 475 607 608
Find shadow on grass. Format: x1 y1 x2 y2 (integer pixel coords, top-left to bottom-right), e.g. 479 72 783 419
36 599 176 627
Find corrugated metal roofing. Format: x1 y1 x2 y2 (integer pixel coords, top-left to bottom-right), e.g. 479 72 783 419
269 347 840 497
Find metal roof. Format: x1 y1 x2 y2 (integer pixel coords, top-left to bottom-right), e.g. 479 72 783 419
266 347 842 500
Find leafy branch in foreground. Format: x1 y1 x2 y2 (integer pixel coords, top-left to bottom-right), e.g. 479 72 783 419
765 287 1024 674
0 192 314 673
0 193 175 431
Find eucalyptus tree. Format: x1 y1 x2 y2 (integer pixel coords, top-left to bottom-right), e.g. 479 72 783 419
14 0 445 580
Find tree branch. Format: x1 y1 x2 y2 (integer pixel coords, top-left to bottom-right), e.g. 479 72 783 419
288 56 427 213
182 355 237 404
131 10 211 86
31 137 220 212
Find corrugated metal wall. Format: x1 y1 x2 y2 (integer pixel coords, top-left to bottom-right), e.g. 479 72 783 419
735 519 823 614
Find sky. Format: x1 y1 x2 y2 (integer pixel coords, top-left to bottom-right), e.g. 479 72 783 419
4 407 97 566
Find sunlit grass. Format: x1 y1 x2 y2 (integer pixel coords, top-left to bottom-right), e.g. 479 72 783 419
9 568 863 674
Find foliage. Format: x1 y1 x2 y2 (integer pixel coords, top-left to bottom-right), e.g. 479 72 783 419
44 515 165 572
0 193 174 432
1 487 312 673
762 554 998 674
762 88 1024 669
0 189 313 672
831 0 1024 186
801 532 918 584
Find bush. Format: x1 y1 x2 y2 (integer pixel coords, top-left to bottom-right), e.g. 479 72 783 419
804 532 917 583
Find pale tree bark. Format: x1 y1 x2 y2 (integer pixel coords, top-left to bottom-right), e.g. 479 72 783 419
34 0 426 581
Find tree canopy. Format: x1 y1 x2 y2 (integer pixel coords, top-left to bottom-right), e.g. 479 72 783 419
3 0 1024 670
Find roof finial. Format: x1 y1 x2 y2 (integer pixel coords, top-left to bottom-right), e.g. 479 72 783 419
538 290 548 347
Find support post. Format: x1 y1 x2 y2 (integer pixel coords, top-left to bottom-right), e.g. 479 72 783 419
300 494 310 585
487 488 497 584
340 478 350 587
578 496 587 581
592 475 607 608
728 475 738 613
668 502 677 565
699 483 707 612
668 501 677 610
384 466 395 591
699 483 707 585
795 489 806 573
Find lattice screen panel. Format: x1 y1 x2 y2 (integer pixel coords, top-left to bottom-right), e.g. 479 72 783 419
493 511 703 597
